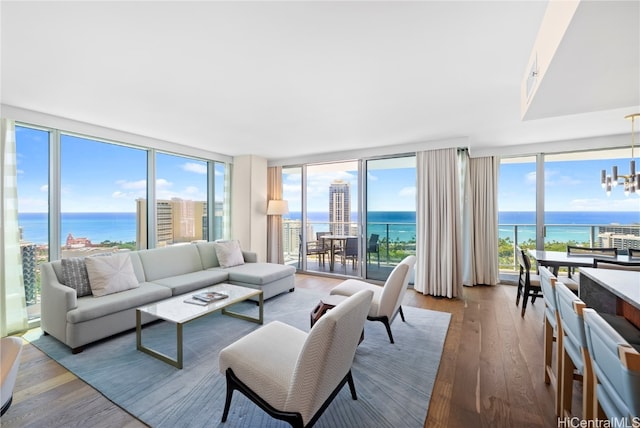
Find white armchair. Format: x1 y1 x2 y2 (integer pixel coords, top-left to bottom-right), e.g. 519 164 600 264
1 336 23 416
218 289 373 427
330 255 416 343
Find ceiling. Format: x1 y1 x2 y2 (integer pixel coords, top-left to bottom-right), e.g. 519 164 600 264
1 1 639 161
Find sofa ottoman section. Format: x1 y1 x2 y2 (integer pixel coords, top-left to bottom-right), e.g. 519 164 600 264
217 263 296 301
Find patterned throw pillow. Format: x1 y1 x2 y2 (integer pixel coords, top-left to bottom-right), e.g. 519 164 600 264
213 240 245 268
85 253 139 297
61 257 92 297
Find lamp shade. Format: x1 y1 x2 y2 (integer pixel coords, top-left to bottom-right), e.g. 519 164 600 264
267 200 289 215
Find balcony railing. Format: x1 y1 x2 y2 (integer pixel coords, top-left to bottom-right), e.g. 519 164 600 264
499 223 640 272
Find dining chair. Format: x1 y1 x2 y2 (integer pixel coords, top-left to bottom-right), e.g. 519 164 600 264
567 246 618 257
339 237 358 268
630 248 640 259
539 266 562 415
516 247 542 317
330 255 416 344
367 234 380 267
565 246 618 279
593 258 640 272
583 308 640 422
219 289 373 428
555 281 594 420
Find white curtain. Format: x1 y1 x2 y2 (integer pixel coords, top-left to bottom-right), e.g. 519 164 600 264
1 118 28 336
415 148 462 298
462 154 500 286
266 166 284 264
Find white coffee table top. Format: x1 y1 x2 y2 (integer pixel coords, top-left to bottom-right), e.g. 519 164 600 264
137 283 262 324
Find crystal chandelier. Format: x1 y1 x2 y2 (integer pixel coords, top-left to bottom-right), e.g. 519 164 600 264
601 113 640 196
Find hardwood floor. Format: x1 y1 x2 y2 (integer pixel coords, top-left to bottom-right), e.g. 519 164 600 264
2 274 574 427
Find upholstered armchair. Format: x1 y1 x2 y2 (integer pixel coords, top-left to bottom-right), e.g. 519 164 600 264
329 255 416 343
218 289 373 428
1 336 23 416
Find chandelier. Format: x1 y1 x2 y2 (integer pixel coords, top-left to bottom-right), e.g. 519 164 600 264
601 113 640 196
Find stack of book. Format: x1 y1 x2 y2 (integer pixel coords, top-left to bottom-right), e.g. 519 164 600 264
184 291 228 306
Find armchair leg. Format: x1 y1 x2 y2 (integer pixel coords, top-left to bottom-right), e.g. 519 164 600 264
368 315 395 344
399 306 405 322
222 371 235 422
347 370 357 400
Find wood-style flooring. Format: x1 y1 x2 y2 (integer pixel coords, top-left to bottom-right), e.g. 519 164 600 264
1 274 575 427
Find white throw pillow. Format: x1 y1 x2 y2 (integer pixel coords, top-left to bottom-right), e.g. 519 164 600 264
213 240 245 268
85 253 139 297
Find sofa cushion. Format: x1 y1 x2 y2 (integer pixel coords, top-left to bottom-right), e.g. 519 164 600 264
61 257 92 297
152 270 229 295
85 253 139 297
213 240 245 268
219 263 296 286
195 242 220 269
67 282 172 324
138 244 204 282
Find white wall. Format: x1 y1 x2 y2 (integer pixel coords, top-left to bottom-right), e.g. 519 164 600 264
231 155 268 261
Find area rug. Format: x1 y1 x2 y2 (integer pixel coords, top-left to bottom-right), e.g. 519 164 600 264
27 288 451 428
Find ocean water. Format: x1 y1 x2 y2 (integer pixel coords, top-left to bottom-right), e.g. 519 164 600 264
18 211 640 246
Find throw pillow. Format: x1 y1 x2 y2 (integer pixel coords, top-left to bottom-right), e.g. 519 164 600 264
61 257 92 297
85 253 139 297
213 240 245 268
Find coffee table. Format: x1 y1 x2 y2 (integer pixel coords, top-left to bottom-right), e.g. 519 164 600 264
136 283 263 369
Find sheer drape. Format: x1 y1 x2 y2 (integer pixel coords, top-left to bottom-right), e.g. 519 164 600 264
266 166 284 264
462 154 500 286
415 148 462 298
1 118 28 336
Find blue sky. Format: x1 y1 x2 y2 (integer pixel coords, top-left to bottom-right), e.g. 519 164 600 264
16 125 640 214
15 126 222 213
499 159 640 212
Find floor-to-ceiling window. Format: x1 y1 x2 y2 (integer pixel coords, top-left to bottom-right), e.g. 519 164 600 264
61 134 147 256
498 149 640 275
14 122 229 322
282 166 302 267
365 156 416 281
15 125 50 321
154 152 209 247
305 161 360 276
498 156 537 272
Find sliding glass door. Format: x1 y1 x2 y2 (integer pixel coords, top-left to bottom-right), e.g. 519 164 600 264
304 161 360 276
365 156 416 281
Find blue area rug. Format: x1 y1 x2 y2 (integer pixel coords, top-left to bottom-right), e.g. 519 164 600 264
27 288 450 427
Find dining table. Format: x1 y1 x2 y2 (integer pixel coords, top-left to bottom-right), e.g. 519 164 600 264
526 249 639 276
320 234 357 271
579 268 640 329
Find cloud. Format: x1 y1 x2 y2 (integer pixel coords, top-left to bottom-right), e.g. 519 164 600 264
184 186 199 194
116 179 146 190
156 178 173 189
525 171 536 184
182 162 207 174
399 186 415 198
39 184 48 192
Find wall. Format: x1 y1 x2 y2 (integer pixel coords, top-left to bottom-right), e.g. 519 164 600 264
231 155 268 261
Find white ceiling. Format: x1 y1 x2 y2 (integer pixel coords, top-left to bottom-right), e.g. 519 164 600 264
1 1 639 161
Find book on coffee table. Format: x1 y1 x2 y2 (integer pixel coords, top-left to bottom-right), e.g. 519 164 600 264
184 291 229 306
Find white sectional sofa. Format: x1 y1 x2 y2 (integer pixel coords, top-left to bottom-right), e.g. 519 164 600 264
40 241 296 353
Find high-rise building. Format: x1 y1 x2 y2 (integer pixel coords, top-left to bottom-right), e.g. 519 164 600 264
136 198 207 247
329 180 350 235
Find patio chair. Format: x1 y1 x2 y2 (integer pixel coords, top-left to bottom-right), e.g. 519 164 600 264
367 234 380 267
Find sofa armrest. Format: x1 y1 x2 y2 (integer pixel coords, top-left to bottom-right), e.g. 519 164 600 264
242 251 257 263
40 262 77 341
